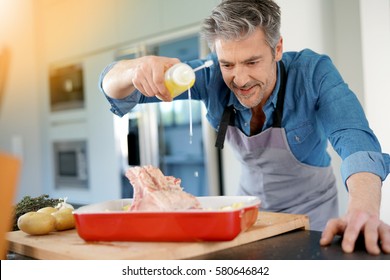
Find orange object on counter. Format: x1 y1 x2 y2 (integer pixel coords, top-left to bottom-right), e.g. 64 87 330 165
0 152 21 259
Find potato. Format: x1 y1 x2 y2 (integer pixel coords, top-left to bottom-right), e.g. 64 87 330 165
17 212 56 235
37 206 58 215
51 208 75 231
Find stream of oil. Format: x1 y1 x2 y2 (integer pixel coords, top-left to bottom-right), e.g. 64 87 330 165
188 87 193 144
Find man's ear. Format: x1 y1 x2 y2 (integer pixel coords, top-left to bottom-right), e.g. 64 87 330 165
275 36 283 61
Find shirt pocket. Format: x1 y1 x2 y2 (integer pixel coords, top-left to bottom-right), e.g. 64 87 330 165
286 121 314 145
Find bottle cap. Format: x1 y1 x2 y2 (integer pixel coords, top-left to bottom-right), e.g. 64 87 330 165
172 64 195 86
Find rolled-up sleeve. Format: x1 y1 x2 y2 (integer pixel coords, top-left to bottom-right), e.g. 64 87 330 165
341 151 390 184
98 61 141 117
104 92 141 117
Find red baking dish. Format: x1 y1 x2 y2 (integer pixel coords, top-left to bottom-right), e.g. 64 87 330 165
73 196 260 242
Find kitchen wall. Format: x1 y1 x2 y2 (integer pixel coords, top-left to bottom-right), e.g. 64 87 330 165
359 0 390 222
0 0 389 221
0 0 42 200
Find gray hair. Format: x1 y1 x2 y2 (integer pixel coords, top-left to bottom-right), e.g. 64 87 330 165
201 0 281 56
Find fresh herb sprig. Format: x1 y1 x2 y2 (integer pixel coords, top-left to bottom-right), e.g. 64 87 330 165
13 194 62 231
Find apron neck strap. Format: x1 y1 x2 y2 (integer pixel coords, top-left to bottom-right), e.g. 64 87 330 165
273 61 286 128
215 105 235 149
215 61 287 149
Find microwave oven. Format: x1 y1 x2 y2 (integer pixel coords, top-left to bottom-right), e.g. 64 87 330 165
53 140 88 189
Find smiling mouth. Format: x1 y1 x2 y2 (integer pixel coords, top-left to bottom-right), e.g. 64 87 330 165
235 85 257 97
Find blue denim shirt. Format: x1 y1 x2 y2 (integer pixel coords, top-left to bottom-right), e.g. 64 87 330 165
100 49 390 185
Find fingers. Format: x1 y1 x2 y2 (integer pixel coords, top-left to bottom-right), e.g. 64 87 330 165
378 222 390 254
341 211 369 253
151 63 172 101
131 56 180 102
132 75 157 98
363 218 381 255
320 218 346 246
323 212 390 255
132 63 169 101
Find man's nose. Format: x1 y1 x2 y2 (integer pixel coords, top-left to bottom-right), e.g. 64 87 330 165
232 67 250 88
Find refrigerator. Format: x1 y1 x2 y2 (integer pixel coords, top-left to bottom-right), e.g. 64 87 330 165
114 29 221 198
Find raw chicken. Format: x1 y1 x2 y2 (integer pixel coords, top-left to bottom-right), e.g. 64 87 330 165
125 165 201 211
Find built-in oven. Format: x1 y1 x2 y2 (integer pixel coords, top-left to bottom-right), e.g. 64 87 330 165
53 140 88 189
49 63 84 112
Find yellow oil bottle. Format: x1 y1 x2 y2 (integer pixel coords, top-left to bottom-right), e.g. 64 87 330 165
164 63 195 98
163 60 214 143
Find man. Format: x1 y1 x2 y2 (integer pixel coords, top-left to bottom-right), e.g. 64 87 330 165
100 0 390 254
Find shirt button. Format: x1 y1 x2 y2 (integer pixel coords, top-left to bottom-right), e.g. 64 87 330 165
244 123 248 126
295 135 300 142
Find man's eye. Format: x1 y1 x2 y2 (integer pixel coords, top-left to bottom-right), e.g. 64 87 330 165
247 61 258 66
222 64 233 69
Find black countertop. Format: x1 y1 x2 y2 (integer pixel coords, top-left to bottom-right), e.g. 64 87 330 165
190 229 390 260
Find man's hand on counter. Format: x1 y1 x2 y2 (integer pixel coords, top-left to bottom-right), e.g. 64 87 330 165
320 172 390 255
319 211 390 255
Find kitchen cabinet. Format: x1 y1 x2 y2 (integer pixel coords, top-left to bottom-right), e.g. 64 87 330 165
43 50 123 205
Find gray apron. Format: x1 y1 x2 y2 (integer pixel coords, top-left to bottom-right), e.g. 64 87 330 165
215 62 338 231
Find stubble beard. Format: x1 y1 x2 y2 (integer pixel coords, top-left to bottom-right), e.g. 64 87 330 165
233 83 265 109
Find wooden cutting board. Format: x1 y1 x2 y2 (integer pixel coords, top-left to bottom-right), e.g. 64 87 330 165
7 211 309 260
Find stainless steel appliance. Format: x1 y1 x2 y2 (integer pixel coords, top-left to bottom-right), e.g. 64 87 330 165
53 140 88 189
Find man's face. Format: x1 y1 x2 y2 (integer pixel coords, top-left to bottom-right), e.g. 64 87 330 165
215 28 283 109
